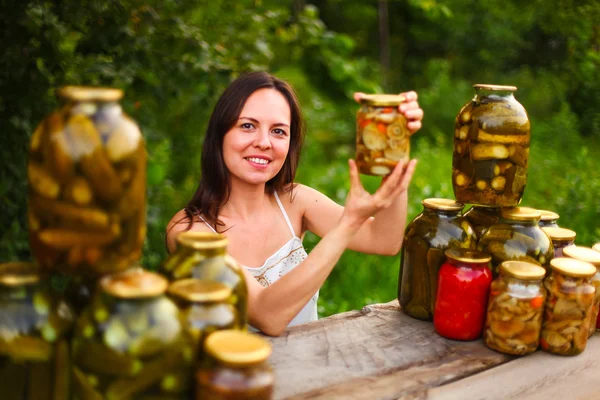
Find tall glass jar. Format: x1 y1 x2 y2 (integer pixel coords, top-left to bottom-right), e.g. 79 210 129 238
484 261 546 355
538 210 560 228
399 199 476 321
542 227 576 258
71 270 194 399
434 249 492 341
196 330 274 400
463 206 501 239
0 262 74 399
453 84 530 207
540 258 596 356
356 94 409 176
160 232 248 329
477 207 553 278
28 86 146 278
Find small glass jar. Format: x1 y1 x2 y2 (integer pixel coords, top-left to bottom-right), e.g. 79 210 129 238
196 330 274 400
477 207 553 278
540 258 596 356
356 94 409 176
160 232 248 329
434 249 492 341
593 243 600 254
0 262 74 399
562 246 600 337
168 279 238 361
72 270 194 399
399 199 476 321
463 206 501 239
538 210 560 228
484 261 546 355
542 227 576 258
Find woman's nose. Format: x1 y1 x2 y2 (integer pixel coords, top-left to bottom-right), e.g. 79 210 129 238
253 129 271 149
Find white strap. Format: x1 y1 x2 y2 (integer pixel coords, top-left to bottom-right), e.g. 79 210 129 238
198 214 218 233
274 192 296 237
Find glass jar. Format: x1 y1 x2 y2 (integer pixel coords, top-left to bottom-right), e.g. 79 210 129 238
28 86 146 278
540 258 596 356
484 261 546 355
196 330 274 400
0 262 74 399
477 207 553 278
399 199 476 321
434 249 492 341
463 206 501 239
538 209 560 228
542 227 576 258
71 270 194 399
160 232 248 329
168 279 238 361
452 84 530 207
356 94 409 176
593 243 600 253
562 246 600 337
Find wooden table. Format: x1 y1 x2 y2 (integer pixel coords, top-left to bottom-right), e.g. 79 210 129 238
266 300 600 399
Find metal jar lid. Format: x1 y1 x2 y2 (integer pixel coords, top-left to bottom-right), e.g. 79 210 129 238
542 227 576 241
549 257 596 278
473 84 517 92
499 261 546 280
101 269 168 299
422 198 464 212
168 279 231 303
176 231 228 250
563 246 600 267
594 243 600 253
360 94 406 106
57 86 123 102
500 207 541 222
204 330 272 366
445 248 491 264
0 262 40 286
538 209 560 222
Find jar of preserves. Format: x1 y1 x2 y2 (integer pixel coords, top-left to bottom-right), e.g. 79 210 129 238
0 262 74 399
562 246 600 337
399 199 476 321
28 86 146 277
593 243 600 254
168 279 238 361
453 84 530 207
71 269 194 399
542 227 576 258
356 94 409 176
463 206 501 239
477 207 553 278
434 249 492 340
538 210 560 228
484 261 546 355
540 258 596 356
196 330 274 400
160 232 248 329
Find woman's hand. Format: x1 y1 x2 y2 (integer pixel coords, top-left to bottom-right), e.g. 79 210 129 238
353 91 423 134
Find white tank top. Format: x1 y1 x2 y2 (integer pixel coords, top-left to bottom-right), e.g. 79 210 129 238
199 192 318 327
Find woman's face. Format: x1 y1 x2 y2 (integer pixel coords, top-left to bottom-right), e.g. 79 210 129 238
223 88 291 187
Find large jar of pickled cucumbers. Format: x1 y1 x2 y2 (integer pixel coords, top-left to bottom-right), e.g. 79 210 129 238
484 261 546 355
453 84 530 206
28 86 146 277
540 258 596 356
161 232 248 329
356 94 410 176
71 269 194 399
477 207 553 278
0 262 74 399
463 206 501 239
399 199 476 321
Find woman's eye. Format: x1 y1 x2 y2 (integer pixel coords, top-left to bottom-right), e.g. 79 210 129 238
241 123 254 129
272 128 287 136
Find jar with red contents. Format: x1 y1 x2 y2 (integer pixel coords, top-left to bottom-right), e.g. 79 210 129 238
434 248 492 341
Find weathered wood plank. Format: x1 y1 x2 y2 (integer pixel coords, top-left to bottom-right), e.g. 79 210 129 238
267 300 513 400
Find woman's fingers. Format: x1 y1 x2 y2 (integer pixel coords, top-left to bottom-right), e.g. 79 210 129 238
353 92 367 103
407 120 422 134
375 160 406 199
347 159 363 192
404 108 424 121
389 159 417 198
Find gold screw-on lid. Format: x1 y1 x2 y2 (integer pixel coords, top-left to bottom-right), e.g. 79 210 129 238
445 248 491 264
499 261 546 280
57 86 124 102
563 246 600 267
473 84 517 92
542 227 576 241
0 262 40 286
168 279 231 303
538 209 560 222
360 94 406 106
594 243 600 253
549 257 596 278
422 198 464 212
176 231 228 250
204 330 272 366
101 269 168 299
501 207 541 222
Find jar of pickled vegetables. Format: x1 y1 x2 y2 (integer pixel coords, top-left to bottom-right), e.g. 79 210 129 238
72 269 194 399
542 227 576 258
161 232 248 329
593 243 600 254
562 246 600 337
28 86 146 278
356 94 410 176
477 207 553 278
540 258 596 356
538 210 560 228
196 330 274 400
463 206 501 239
0 262 74 399
434 248 492 341
453 84 530 207
399 199 476 321
484 261 546 355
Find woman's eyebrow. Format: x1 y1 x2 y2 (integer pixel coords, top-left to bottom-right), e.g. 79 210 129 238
239 116 289 128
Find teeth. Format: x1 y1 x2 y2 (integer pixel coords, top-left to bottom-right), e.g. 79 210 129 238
247 157 269 165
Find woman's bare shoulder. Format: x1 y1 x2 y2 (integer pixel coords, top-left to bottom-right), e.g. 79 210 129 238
165 210 214 253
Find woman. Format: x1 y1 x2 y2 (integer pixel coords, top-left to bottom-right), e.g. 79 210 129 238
166 72 423 336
